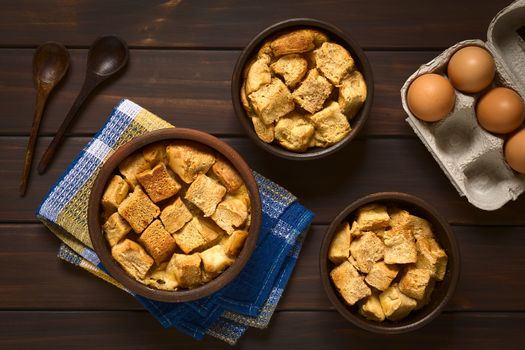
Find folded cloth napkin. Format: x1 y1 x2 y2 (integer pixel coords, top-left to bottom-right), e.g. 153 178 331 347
37 99 314 345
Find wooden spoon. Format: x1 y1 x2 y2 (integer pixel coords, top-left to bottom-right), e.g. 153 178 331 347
37 35 129 174
19 42 70 197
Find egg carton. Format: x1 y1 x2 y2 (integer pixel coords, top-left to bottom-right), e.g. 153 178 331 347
401 0 525 211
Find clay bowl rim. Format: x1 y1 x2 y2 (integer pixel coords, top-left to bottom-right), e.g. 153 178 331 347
231 18 374 161
319 192 460 334
88 128 262 303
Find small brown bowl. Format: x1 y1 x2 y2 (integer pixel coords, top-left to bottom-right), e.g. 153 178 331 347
88 128 262 302
231 18 374 160
319 192 460 333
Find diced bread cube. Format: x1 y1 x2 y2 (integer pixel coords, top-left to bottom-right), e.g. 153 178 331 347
241 82 255 115
313 42 355 85
166 142 215 184
160 197 193 234
328 221 351 264
185 174 227 217
211 197 248 234
379 283 417 321
270 29 316 57
356 204 390 231
349 231 385 273
274 112 315 152
174 216 222 254
407 215 434 240
338 70 367 119
383 229 417 264
292 69 333 114
139 220 177 265
365 261 400 291
271 54 308 88
248 78 295 125
211 157 243 193
118 186 160 233
415 237 448 281
143 263 179 291
309 102 351 147
199 245 234 274
359 294 385 322
399 266 433 301
112 239 154 280
245 57 272 94
167 253 202 288
388 207 411 230
222 230 249 257
251 116 275 143
101 175 129 211
330 261 371 306
136 163 181 203
415 279 436 310
142 142 166 167
103 212 131 247
349 220 362 238
118 152 150 188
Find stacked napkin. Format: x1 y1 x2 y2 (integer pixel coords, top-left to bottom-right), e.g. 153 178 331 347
37 99 314 345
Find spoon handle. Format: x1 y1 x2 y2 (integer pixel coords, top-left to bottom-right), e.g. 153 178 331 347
37 79 95 174
19 87 49 196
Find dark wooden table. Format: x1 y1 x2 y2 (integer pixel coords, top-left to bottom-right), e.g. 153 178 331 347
1 1 524 348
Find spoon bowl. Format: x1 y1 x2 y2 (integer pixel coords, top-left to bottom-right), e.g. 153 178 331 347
88 35 129 76
34 42 70 86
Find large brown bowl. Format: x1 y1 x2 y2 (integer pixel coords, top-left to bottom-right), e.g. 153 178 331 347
319 192 460 334
231 18 374 160
88 128 262 302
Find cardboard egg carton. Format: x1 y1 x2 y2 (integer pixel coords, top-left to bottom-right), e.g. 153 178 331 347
401 0 525 210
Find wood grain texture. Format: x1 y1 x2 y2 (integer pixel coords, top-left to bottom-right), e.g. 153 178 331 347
0 0 511 49
0 49 434 137
0 311 523 349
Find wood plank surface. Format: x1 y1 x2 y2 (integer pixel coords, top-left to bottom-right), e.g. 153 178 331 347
0 0 511 49
1 224 524 312
1 311 523 349
0 49 434 137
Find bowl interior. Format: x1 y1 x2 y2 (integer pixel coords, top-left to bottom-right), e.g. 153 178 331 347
88 128 262 302
319 192 460 333
231 18 374 160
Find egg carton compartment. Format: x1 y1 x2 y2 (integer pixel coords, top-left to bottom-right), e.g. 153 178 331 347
401 0 525 210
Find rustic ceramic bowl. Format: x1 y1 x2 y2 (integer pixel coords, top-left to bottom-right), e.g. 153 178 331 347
319 192 460 333
231 18 374 160
88 128 262 302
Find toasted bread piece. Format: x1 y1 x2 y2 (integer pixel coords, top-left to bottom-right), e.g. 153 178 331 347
415 278 436 310
139 220 177 265
251 116 275 143
270 29 316 57
245 57 272 94
349 220 362 238
309 102 351 147
101 175 130 212
271 54 308 88
118 152 150 188
166 142 216 184
248 78 295 125
359 294 385 322
292 69 333 114
142 142 166 167
274 112 315 152
383 229 418 264
330 261 371 306
199 245 234 274
399 266 433 301
407 215 434 240
222 230 249 257
308 29 329 47
349 231 385 273
338 70 367 119
356 204 390 231
379 283 417 321
185 174 227 217
118 186 160 233
230 184 250 208
103 212 132 247
211 197 248 234
174 216 222 254
365 261 400 291
388 207 411 230
160 197 193 234
328 221 351 264
143 263 179 290
415 237 448 281
167 253 202 288
241 82 255 115
136 163 181 203
313 42 355 85
112 239 154 280
211 157 243 193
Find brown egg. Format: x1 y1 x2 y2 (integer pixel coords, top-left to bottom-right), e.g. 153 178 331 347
407 73 456 122
447 46 495 93
476 87 525 134
505 128 525 174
